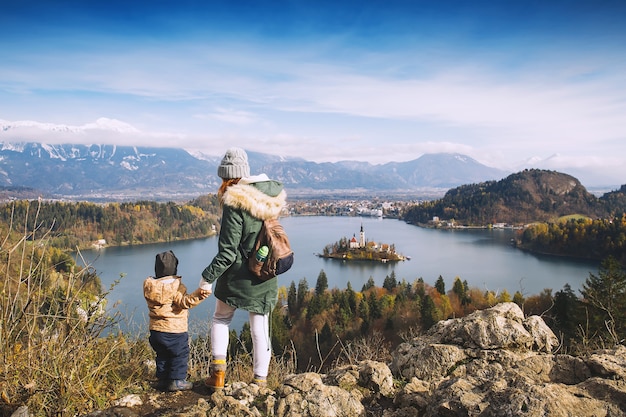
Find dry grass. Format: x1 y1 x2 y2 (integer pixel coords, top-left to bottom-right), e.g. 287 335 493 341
332 330 392 368
0 202 153 416
187 320 298 390
0 201 396 416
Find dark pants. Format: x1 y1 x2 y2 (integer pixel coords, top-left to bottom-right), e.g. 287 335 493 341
149 330 190 381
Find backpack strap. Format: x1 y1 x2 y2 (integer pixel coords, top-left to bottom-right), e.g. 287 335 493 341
240 218 265 260
239 243 250 260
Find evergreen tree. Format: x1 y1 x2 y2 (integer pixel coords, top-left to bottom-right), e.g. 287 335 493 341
287 281 298 315
338 292 352 327
452 277 465 297
368 291 382 319
435 275 446 295
271 303 290 353
358 296 370 320
553 283 580 343
513 291 525 307
346 282 357 314
580 256 626 343
452 276 469 304
383 271 398 292
320 322 333 344
414 277 426 299
362 276 376 292
306 294 323 320
232 326 250 358
421 294 438 330
297 278 309 311
358 298 371 335
315 270 329 296
396 279 410 302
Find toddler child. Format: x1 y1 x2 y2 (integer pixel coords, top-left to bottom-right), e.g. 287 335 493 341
143 250 210 391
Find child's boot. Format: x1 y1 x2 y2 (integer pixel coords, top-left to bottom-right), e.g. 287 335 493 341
205 358 226 391
167 379 193 391
155 378 169 391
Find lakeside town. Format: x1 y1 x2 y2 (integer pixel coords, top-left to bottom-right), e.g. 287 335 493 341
287 198 416 219
286 198 522 230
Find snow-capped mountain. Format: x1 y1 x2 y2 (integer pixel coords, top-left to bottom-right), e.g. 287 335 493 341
0 142 510 201
0 142 219 200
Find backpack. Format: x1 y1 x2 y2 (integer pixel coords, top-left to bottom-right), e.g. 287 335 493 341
246 218 294 281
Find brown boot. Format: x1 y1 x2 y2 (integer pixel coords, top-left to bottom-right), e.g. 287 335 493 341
205 369 225 391
205 359 226 391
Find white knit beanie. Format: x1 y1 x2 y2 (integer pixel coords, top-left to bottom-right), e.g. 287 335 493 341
217 147 250 179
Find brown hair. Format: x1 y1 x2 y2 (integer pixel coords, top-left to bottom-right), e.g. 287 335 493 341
218 178 240 204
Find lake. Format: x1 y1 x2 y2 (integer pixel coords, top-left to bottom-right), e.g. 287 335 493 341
80 216 600 334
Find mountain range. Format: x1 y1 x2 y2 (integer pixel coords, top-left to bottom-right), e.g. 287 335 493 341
0 142 512 201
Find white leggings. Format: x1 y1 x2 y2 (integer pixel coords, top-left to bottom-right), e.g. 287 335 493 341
211 298 271 378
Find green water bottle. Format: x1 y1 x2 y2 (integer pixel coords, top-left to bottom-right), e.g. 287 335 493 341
256 245 269 262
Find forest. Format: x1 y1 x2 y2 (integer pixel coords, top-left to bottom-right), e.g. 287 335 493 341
262 258 626 373
0 195 222 251
516 214 626 264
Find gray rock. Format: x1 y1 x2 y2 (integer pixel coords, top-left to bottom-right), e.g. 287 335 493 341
10 406 30 417
80 303 626 417
275 372 365 417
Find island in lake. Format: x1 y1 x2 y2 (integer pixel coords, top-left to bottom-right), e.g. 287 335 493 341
318 224 408 262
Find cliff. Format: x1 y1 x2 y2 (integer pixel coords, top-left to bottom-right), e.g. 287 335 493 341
40 303 625 417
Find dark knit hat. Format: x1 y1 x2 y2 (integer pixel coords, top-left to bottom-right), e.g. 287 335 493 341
155 250 178 278
217 147 250 179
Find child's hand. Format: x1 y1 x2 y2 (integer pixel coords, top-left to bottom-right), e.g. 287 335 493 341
191 287 211 300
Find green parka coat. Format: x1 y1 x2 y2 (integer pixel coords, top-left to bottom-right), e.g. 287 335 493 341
201 175 286 315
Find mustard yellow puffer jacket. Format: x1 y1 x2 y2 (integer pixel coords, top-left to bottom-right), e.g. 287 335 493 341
143 275 204 333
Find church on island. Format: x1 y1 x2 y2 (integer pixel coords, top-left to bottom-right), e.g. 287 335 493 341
320 224 406 262
349 224 366 249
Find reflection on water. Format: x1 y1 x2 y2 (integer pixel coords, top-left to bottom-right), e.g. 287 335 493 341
80 216 600 333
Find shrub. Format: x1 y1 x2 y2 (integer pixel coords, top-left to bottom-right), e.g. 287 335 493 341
0 203 152 416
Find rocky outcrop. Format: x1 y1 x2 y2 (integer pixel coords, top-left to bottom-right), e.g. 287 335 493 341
390 302 626 416
69 302 626 417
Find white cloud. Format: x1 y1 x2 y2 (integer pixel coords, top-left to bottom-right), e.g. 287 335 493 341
2 25 626 187
196 108 260 125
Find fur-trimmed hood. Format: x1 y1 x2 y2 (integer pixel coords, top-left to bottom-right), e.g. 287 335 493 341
222 179 286 221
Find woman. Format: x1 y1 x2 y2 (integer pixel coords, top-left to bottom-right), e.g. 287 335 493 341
199 147 286 390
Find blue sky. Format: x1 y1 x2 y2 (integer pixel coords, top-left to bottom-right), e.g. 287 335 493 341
1 0 625 186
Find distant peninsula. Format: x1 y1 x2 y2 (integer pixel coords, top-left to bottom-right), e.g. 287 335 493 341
318 224 407 262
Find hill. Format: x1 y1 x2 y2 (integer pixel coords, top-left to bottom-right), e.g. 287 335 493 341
403 169 613 226
599 184 626 216
0 142 507 200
